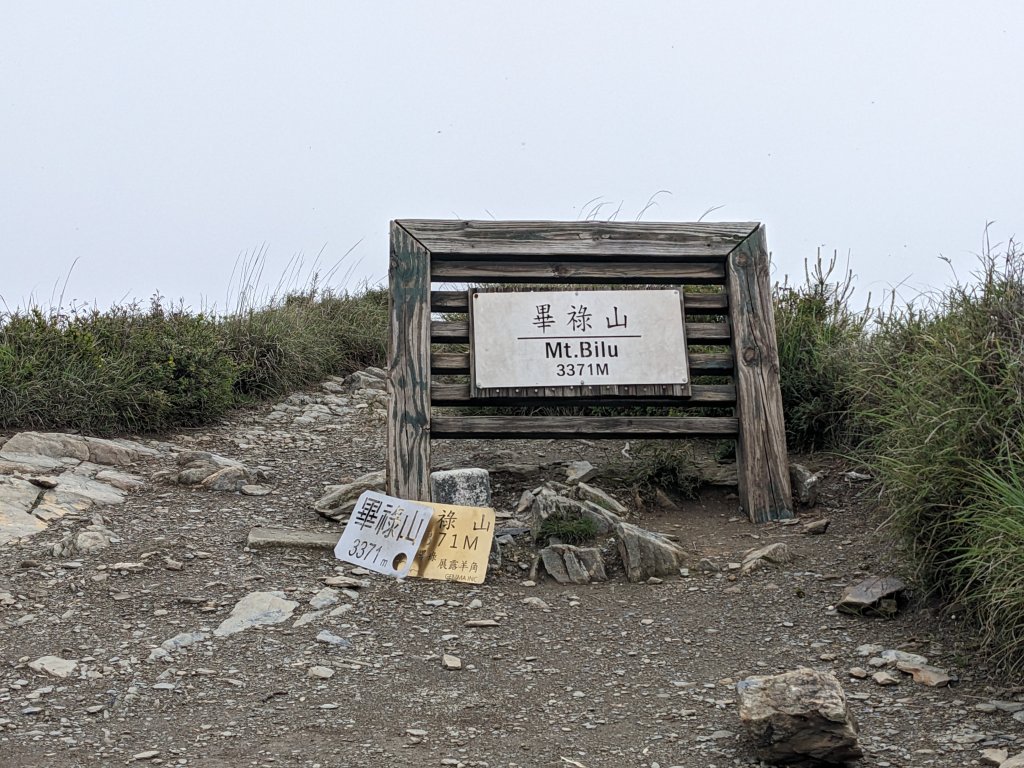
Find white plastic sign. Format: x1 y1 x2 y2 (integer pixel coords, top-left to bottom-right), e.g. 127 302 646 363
334 491 434 578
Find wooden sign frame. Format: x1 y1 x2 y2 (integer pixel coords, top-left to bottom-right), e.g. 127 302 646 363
386 220 793 523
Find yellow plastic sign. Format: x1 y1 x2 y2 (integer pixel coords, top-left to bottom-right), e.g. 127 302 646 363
409 502 495 584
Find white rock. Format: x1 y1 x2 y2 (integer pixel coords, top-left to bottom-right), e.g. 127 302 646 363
214 591 299 637
442 654 462 670
309 587 341 610
28 655 78 679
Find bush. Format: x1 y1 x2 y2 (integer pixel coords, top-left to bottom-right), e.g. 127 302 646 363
851 241 1024 665
0 286 388 435
772 252 870 451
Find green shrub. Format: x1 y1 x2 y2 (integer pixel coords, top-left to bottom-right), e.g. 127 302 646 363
772 252 870 451
537 513 600 545
0 285 388 435
851 242 1024 661
948 460 1024 671
628 440 704 501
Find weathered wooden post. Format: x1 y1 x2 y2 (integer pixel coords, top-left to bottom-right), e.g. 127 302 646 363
726 225 793 522
386 221 432 502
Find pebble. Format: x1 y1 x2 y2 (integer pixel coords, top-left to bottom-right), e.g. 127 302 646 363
442 654 462 670
307 665 335 679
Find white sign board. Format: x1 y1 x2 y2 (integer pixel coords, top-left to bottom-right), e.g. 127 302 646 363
334 491 434 578
471 289 689 389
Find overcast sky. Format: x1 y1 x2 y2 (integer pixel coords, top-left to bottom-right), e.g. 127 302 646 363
2 2 1022 313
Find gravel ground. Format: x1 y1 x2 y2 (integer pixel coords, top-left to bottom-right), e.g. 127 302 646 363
2 383 1023 768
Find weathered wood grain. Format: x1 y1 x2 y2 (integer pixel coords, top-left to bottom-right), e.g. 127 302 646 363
386 222 432 502
431 289 727 315
727 226 794 522
431 260 726 284
400 220 757 258
432 320 730 344
430 415 739 439
430 350 734 375
430 382 735 407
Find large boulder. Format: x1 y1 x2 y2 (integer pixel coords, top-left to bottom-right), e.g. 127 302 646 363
615 521 688 582
0 431 158 466
314 470 386 521
736 667 862 764
539 545 607 584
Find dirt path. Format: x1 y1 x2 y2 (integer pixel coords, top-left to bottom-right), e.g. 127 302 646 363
1 377 1022 767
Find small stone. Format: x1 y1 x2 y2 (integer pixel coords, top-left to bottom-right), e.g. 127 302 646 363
430 468 491 506
564 460 598 484
522 596 549 609
131 751 160 761
309 587 341 610
895 661 954 687
872 671 900 686
879 648 928 666
467 598 482 610
980 748 1008 766
307 665 335 679
803 519 830 535
442 654 462 670
465 619 500 627
848 667 868 679
789 463 822 506
240 484 272 496
316 630 351 648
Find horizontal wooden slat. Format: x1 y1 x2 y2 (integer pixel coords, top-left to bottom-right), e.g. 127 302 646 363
431 290 470 312
399 220 756 258
430 382 735 407
431 320 730 344
430 415 739 439
430 261 726 285
430 289 727 315
430 350 734 375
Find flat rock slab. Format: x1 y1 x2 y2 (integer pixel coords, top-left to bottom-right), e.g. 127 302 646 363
837 576 907 616
214 591 299 637
0 431 158 466
247 528 340 550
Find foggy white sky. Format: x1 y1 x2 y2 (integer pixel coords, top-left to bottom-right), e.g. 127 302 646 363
2 2 1022 313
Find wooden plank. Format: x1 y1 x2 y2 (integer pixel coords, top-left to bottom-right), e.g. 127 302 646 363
386 222 432 502
430 382 736 407
431 319 729 344
677 289 693 397
431 289 727 315
431 290 469 312
431 260 725 284
727 226 794 523
430 350 733 376
430 415 738 439
400 220 757 258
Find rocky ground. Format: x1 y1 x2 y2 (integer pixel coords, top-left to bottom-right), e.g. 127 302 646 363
2 370 1023 768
